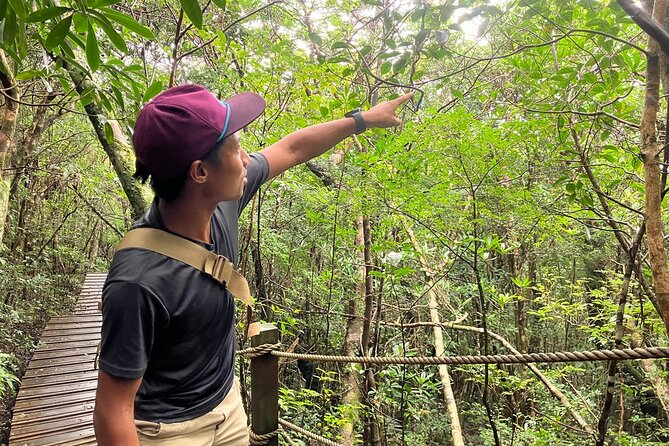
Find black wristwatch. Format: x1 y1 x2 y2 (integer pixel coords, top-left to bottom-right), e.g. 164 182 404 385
345 108 367 134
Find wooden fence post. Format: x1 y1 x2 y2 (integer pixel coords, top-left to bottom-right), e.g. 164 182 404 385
251 323 279 446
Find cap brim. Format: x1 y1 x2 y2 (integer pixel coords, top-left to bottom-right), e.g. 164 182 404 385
223 92 266 136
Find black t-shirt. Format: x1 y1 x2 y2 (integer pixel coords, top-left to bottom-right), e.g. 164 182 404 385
99 152 268 423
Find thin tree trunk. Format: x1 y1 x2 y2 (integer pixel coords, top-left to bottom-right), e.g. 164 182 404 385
65 62 147 220
403 220 464 446
339 215 366 445
0 49 19 246
637 0 669 337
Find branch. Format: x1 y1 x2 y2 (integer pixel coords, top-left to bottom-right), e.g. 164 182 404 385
617 0 669 56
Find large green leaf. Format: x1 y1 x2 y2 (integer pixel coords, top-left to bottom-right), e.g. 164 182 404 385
86 22 100 71
179 0 202 28
26 7 70 23
211 0 226 10
101 7 154 39
0 0 7 22
45 15 72 50
143 80 163 102
15 69 44 80
6 0 25 20
16 17 26 57
90 11 128 53
3 9 16 47
89 0 122 8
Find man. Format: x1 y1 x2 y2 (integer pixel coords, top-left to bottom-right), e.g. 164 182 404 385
93 84 412 445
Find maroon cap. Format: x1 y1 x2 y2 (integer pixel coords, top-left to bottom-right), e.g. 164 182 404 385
132 84 265 179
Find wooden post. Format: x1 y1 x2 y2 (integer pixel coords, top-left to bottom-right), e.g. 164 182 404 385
251 323 279 446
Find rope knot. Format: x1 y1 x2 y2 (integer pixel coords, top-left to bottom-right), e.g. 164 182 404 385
249 427 281 446
239 342 281 358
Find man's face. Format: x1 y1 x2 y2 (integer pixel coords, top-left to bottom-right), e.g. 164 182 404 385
204 132 249 201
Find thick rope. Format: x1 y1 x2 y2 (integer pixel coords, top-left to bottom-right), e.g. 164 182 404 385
279 418 342 446
238 342 282 358
240 344 669 365
248 426 280 445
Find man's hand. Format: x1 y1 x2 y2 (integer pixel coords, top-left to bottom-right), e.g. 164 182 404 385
361 92 414 129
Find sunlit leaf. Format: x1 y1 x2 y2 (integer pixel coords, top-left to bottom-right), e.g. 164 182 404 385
101 7 155 39
26 7 70 23
86 22 100 71
143 80 163 102
15 69 43 80
179 0 202 28
6 0 25 20
45 14 72 50
90 12 128 53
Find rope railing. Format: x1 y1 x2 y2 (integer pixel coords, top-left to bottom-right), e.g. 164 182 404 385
243 325 669 446
241 344 669 366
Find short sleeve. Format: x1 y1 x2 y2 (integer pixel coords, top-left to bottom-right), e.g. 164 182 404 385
98 281 169 379
238 152 269 214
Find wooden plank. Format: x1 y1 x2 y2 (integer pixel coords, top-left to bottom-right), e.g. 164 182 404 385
26 356 96 370
15 378 98 400
11 402 94 427
13 389 96 413
23 363 97 379
21 370 97 388
36 339 100 352
13 425 96 446
10 411 93 439
31 346 98 361
38 333 101 345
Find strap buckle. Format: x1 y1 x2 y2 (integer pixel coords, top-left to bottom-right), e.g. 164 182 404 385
205 253 233 286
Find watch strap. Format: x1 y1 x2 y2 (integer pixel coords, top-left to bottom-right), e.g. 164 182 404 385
345 108 367 134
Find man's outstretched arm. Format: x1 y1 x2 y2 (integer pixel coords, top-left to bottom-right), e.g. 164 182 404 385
94 370 142 446
261 92 413 180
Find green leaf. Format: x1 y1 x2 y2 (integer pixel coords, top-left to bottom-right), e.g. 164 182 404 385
0 0 7 22
143 80 162 101
414 29 430 47
89 0 122 7
46 14 72 49
362 0 382 5
16 17 26 57
86 22 100 71
6 0 25 20
380 61 391 75
15 69 43 80
3 9 16 46
211 0 226 9
308 32 322 45
91 12 128 53
179 0 202 28
104 122 115 143
73 12 88 33
331 41 347 49
101 7 154 39
26 7 70 23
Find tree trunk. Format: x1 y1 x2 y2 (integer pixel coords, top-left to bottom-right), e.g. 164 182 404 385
0 50 19 246
339 215 366 445
66 64 147 220
638 0 669 337
403 220 464 446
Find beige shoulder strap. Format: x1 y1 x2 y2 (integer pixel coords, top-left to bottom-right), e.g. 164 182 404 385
117 227 252 307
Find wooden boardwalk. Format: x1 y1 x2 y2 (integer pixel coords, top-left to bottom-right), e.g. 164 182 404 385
9 273 106 446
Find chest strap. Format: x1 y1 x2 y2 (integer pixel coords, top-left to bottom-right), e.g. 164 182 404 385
117 228 252 307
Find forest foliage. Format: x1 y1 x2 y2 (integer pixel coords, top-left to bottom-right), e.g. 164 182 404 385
1 0 669 445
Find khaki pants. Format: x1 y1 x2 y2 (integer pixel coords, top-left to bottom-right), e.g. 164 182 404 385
135 379 249 446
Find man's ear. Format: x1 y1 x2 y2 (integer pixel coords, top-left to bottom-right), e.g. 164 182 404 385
188 160 208 184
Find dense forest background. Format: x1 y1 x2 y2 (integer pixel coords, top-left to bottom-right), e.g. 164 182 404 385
1 0 669 444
